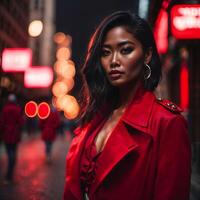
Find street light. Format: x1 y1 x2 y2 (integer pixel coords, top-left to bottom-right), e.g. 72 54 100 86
28 20 43 37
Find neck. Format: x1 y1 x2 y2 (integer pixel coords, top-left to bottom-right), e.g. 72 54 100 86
118 81 142 109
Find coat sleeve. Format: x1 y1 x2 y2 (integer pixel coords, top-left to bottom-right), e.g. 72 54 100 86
154 115 191 200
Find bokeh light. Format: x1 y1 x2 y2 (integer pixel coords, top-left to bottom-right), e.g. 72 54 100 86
56 47 71 60
52 81 69 97
38 102 50 119
54 60 75 78
24 66 53 88
62 95 80 119
25 101 38 118
28 20 43 37
53 32 66 44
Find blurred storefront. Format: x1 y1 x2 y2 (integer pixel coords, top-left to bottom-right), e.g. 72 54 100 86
148 0 200 198
0 0 30 108
0 0 56 108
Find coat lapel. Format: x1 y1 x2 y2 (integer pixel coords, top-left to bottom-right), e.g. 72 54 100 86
90 88 156 195
90 121 139 195
67 113 105 199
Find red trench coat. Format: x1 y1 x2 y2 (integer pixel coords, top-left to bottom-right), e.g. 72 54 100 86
0 102 24 144
39 110 61 142
63 88 191 200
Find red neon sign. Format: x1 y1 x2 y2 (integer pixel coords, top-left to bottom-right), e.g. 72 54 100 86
24 66 53 88
180 61 189 111
25 101 38 118
2 48 32 72
171 4 200 39
154 9 168 54
38 102 50 119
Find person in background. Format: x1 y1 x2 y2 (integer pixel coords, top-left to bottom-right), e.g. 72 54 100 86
63 11 191 200
0 94 24 183
39 105 61 162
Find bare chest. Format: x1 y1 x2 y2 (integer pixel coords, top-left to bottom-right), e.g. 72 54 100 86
95 109 124 153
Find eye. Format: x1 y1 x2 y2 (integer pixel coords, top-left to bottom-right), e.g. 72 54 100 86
101 49 111 57
121 47 133 55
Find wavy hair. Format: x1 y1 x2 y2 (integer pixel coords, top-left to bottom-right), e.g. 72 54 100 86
79 11 162 124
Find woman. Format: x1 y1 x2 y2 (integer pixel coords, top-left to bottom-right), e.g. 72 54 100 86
63 11 191 200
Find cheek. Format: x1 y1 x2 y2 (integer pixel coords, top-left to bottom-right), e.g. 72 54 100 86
100 59 109 72
126 53 144 70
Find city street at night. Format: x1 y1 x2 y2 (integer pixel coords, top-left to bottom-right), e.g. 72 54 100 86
0 132 71 200
1 0 200 199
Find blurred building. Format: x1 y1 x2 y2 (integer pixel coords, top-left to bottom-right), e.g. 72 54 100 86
0 0 56 107
28 0 55 98
148 0 200 199
29 0 55 66
0 0 30 107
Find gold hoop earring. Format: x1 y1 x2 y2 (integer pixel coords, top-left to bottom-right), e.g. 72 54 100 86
144 63 151 80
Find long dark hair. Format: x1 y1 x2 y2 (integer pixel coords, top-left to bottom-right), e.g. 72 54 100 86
79 11 162 124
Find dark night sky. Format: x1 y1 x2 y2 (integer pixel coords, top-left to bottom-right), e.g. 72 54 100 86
56 0 139 67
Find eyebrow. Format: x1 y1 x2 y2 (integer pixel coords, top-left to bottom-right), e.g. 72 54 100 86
102 40 135 48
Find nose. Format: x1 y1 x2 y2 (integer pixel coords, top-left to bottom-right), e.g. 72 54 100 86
110 52 120 68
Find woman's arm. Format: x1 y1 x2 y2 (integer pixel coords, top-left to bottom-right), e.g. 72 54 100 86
154 115 191 200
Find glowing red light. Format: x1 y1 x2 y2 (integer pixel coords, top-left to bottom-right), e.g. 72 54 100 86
24 66 53 88
154 9 168 54
38 102 50 119
2 48 32 72
171 4 200 39
180 61 189 111
25 101 38 118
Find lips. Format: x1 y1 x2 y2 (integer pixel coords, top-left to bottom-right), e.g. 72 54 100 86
108 70 123 80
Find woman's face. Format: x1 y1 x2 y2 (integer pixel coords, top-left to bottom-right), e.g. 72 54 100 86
100 26 151 87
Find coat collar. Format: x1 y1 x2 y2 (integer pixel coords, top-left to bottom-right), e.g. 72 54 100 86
121 86 155 135
90 121 139 195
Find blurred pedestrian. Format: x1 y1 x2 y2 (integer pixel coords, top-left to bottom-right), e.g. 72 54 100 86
0 94 24 182
39 106 61 162
63 11 191 200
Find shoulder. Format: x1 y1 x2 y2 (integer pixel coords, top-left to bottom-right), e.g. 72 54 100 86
149 98 189 143
152 97 183 118
151 97 187 127
156 98 182 114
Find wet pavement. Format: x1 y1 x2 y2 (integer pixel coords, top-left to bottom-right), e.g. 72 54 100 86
0 132 72 200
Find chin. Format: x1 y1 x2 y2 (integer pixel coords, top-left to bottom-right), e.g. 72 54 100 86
109 78 140 88
109 80 127 87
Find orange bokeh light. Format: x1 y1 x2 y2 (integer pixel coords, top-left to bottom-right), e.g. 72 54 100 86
56 47 71 60
52 81 69 97
62 95 80 119
54 60 75 78
54 95 80 118
53 32 66 44
55 77 74 92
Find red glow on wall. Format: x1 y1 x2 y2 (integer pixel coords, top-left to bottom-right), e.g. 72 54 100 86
24 66 53 88
25 101 38 118
38 102 50 119
171 4 200 39
154 9 168 54
2 48 32 72
180 61 189 111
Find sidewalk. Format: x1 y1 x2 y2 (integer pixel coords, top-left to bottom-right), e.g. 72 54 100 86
0 132 72 200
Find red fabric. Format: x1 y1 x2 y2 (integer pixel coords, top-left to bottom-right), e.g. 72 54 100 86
0 103 24 144
39 110 61 141
80 121 104 193
63 87 191 200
